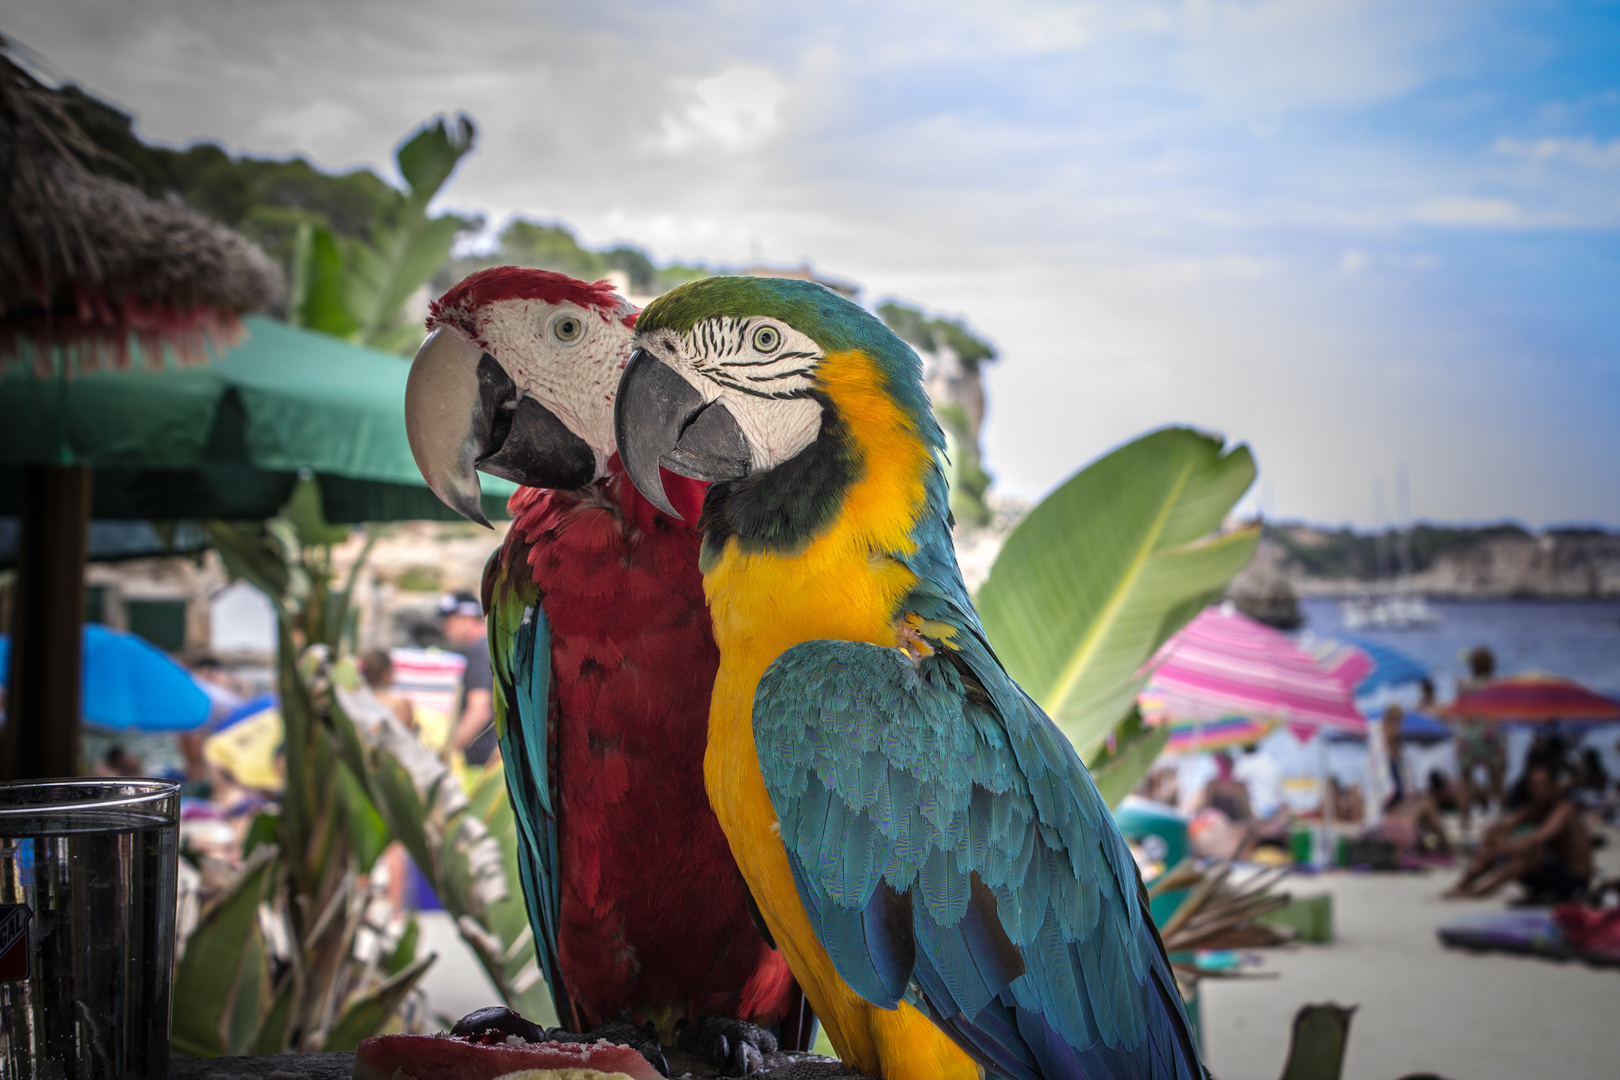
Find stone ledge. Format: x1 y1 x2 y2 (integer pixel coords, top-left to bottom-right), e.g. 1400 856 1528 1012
171 1050 876 1080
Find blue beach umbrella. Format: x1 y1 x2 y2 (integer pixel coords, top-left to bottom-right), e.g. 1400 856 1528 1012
0 625 211 732
1328 710 1452 745
1342 636 1430 694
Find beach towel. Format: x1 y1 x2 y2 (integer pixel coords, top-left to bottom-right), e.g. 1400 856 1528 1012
1437 908 1620 967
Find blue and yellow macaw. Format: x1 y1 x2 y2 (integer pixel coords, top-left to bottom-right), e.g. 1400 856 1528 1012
612 277 1203 1080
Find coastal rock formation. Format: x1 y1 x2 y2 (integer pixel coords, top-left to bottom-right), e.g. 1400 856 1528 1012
1272 524 1620 600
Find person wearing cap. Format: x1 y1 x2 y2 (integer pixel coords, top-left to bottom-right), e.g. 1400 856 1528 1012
441 591 497 766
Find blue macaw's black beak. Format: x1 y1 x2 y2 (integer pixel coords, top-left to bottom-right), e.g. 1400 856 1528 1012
614 348 751 520
405 327 595 527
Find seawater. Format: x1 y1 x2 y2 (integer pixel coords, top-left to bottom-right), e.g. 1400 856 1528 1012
1301 597 1620 784
0 813 177 1080
1299 597 1620 701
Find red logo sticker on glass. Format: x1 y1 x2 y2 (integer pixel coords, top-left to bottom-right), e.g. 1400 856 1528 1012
0 904 33 980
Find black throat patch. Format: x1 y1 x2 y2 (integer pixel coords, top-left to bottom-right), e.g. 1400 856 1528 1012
699 398 861 567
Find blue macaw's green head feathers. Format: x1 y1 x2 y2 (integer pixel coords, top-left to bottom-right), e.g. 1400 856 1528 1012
640 277 895 358
616 276 946 531
635 276 940 442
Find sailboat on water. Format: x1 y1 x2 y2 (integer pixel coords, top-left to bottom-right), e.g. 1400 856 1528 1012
1339 471 1442 630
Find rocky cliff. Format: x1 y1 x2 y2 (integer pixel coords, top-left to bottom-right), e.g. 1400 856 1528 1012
1269 523 1620 600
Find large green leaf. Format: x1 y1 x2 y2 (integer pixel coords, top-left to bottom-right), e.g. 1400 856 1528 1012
322 953 437 1051
290 223 360 339
397 114 477 208
1087 711 1172 809
977 427 1258 760
281 115 477 353
170 851 276 1057
347 213 467 349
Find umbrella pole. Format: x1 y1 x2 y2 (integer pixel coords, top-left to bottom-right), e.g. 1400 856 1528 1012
1 464 90 780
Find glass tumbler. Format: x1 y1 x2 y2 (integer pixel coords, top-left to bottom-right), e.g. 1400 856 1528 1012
0 779 181 1080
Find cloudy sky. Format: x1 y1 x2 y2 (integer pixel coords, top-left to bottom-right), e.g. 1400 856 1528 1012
7 0 1618 527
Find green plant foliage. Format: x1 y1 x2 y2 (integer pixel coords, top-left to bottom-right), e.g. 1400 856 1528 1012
1279 1004 1356 1080
937 402 994 529
1085 711 1171 809
252 975 297 1056
170 850 277 1057
442 218 712 299
323 955 438 1052
329 668 554 1024
977 427 1258 761
877 301 997 368
382 916 421 978
190 485 432 1053
241 811 280 861
55 83 410 267
288 223 359 337
394 564 443 592
335 757 391 874
288 115 480 353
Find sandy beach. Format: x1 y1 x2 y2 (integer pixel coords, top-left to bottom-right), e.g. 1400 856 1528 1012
1202 839 1620 1080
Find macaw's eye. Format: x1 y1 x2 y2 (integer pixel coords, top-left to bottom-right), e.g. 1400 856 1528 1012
553 315 583 343
752 325 781 353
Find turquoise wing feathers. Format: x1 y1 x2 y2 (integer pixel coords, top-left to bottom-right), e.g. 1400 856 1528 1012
754 602 1200 1080
485 554 570 1024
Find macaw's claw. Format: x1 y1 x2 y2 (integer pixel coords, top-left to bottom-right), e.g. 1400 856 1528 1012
675 1014 778 1077
449 1005 548 1044
547 1010 669 1078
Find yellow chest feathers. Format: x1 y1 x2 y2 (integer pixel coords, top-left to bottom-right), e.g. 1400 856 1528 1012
702 347 936 685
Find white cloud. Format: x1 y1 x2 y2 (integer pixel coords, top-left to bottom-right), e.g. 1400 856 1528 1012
1170 0 1457 111
656 67 786 154
1409 197 1522 227
1494 136 1620 169
5 0 1615 526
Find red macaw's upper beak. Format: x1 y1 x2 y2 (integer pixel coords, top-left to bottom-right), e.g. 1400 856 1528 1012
614 347 751 520
404 327 596 527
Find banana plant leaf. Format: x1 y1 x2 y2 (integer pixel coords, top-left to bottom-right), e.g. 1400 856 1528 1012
329 659 555 1024
0 315 512 522
170 849 277 1057
293 115 477 355
1086 711 1172 809
977 427 1258 761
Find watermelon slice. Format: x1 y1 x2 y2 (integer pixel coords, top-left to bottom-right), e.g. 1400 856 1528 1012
352 1033 665 1080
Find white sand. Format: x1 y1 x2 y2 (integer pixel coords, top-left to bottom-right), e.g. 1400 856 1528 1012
1202 865 1620 1080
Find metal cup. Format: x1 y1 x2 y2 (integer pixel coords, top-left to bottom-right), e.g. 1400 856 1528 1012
0 778 181 1080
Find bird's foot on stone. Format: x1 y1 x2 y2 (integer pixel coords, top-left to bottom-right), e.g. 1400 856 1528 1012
547 1010 669 1077
450 1005 548 1044
675 1014 778 1077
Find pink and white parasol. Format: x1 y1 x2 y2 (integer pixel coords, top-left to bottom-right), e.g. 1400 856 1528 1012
1139 604 1369 740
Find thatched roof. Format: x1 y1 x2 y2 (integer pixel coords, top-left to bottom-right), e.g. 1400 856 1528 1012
0 40 284 373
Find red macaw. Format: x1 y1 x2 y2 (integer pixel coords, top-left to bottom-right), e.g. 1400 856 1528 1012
404 267 811 1074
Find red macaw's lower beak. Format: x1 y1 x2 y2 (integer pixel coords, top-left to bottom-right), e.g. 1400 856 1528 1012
405 327 596 527
614 348 751 520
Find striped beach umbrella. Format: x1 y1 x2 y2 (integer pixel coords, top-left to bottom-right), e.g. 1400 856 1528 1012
1443 674 1620 723
1139 604 1368 739
1153 714 1279 755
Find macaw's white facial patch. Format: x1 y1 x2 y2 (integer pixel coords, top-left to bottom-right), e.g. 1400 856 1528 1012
469 296 636 475
638 318 825 471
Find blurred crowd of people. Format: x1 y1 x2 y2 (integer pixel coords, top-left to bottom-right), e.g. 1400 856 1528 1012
1137 644 1617 906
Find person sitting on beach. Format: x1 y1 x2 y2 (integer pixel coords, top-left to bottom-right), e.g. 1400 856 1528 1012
1446 763 1592 901
1426 769 1460 813
1203 752 1252 821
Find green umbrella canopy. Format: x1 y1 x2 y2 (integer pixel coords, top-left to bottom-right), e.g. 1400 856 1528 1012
0 315 513 522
